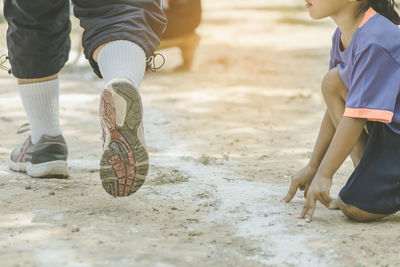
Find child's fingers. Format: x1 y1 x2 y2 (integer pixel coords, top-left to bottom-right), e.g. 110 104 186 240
304 184 310 198
305 202 316 223
321 192 332 207
281 181 298 203
298 202 308 219
314 193 330 208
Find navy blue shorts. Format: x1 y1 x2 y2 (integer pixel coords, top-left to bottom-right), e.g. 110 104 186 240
4 0 167 79
339 121 400 215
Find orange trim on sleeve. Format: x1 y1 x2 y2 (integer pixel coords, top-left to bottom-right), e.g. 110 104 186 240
359 8 377 28
344 108 393 123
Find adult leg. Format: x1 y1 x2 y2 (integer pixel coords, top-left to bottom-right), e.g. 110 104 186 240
5 0 71 80
73 0 167 196
73 0 166 79
4 0 71 143
321 68 368 168
4 0 69 177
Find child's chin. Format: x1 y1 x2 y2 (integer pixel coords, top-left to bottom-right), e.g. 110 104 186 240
309 13 325 20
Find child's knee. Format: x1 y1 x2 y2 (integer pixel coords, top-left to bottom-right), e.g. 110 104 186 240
339 205 365 221
321 68 345 97
338 202 387 222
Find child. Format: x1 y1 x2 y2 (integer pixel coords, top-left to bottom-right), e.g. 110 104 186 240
282 0 400 222
4 0 166 197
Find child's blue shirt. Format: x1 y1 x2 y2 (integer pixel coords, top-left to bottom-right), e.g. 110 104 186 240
329 8 400 135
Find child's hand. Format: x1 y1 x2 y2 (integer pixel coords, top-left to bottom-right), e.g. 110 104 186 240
298 175 332 222
328 198 341 210
282 164 317 203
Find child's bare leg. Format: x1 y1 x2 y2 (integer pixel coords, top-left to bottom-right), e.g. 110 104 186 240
321 68 368 167
284 68 366 203
336 198 389 222
320 69 389 218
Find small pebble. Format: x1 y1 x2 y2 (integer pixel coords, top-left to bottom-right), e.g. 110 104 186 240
25 185 32 190
49 191 55 196
71 227 80 233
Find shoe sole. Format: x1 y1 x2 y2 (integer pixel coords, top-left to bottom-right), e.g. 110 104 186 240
99 78 149 197
9 159 69 178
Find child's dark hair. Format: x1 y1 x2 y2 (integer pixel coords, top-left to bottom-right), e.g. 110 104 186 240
364 0 400 24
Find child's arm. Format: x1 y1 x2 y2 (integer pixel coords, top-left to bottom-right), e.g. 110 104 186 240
282 110 335 202
316 116 366 179
308 111 336 171
299 116 366 222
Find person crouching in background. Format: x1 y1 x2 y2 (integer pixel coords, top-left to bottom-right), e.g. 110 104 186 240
158 0 202 71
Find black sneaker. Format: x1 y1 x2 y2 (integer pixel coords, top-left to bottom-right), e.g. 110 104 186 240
9 134 69 178
99 78 149 197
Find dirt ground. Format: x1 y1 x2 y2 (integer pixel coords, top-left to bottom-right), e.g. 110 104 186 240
1 0 400 266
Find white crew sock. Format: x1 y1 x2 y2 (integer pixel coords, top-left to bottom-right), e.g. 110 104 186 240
97 40 146 89
18 79 62 144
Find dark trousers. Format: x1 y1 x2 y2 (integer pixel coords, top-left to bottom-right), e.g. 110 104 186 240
4 0 167 79
162 0 201 39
